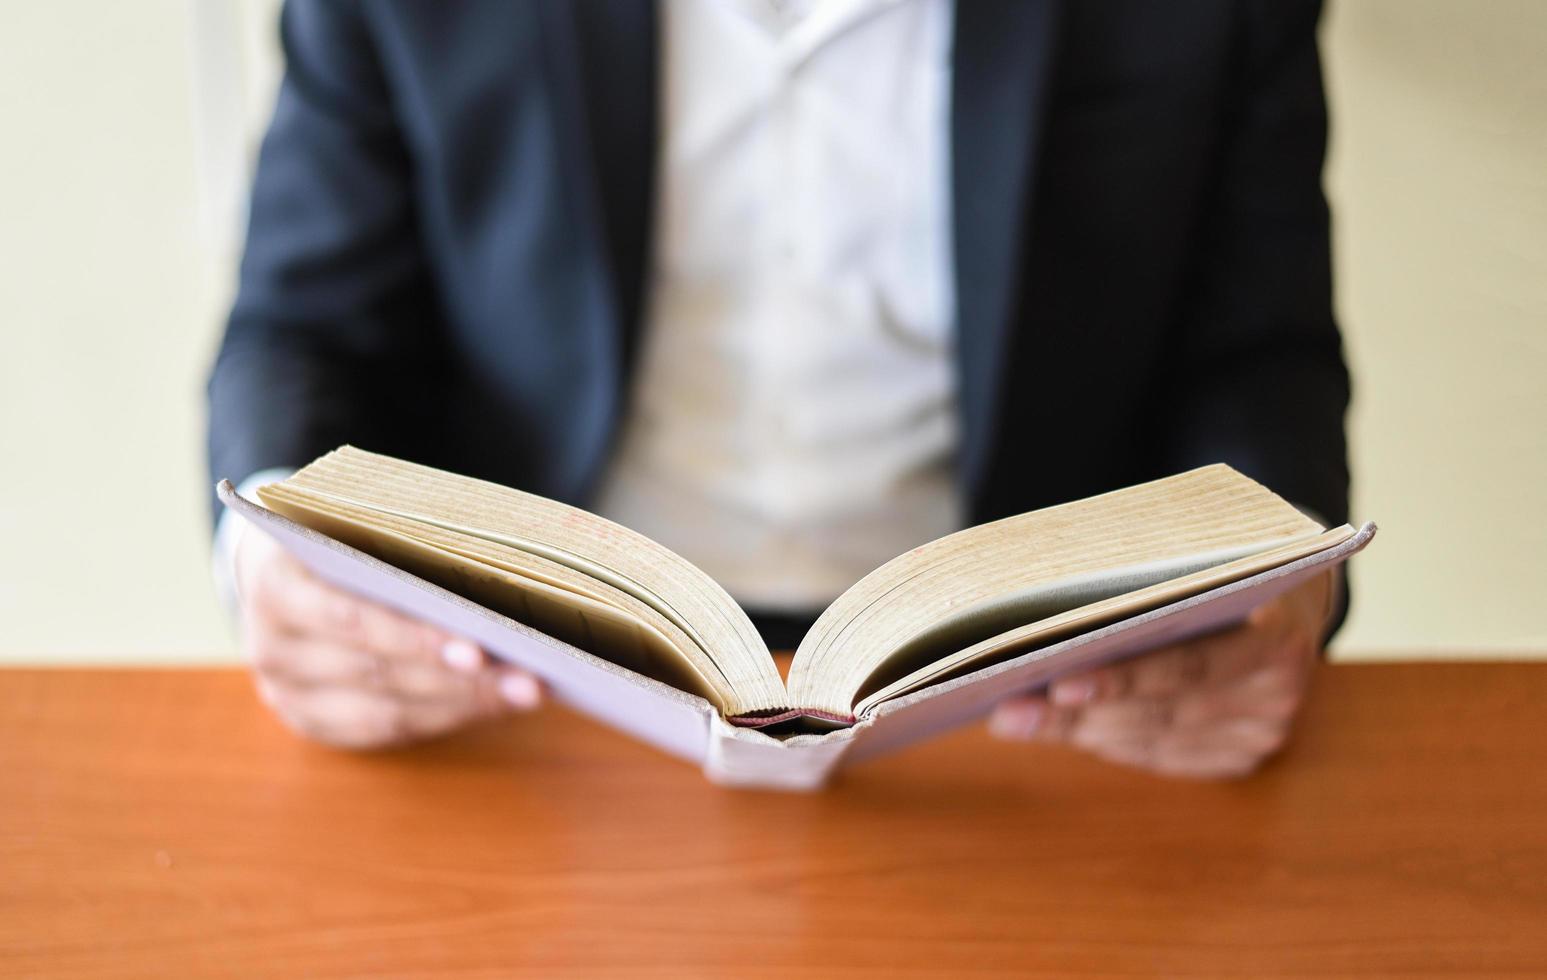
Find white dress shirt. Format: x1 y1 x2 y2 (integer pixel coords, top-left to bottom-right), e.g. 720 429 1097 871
592 0 961 611
219 0 960 614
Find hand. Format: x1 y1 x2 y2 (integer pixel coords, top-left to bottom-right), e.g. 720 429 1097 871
988 571 1337 778
233 522 542 749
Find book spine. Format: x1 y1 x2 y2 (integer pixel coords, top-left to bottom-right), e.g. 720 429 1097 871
702 719 853 791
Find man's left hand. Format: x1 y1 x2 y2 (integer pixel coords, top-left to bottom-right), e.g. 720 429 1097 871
988 570 1336 779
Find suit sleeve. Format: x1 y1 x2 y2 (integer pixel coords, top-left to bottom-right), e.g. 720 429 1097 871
1157 0 1350 529
206 0 438 519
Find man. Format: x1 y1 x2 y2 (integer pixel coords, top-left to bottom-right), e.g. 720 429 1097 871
210 0 1351 778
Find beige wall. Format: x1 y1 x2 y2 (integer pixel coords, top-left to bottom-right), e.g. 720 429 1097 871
1322 0 1547 656
0 2 235 661
0 1 1542 663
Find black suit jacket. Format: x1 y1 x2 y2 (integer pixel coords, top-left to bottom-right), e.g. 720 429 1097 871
209 0 1350 548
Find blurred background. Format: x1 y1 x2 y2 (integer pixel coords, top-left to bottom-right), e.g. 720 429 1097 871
0 0 1543 664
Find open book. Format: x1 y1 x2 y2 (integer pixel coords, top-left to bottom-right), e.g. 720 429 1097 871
218 447 1375 790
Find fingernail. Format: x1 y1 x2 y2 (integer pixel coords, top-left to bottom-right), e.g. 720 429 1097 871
1051 676 1098 706
498 673 541 709
990 701 1045 739
441 639 483 674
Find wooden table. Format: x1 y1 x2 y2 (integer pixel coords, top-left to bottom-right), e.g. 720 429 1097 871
2 663 1545 978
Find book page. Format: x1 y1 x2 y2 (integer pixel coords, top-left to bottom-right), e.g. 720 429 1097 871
787 465 1327 718
262 448 787 717
259 485 731 709
851 525 1354 715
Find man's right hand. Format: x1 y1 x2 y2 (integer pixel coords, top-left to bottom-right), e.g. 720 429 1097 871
233 523 542 749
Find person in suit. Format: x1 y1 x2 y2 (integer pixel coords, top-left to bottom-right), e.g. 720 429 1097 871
210 0 1351 778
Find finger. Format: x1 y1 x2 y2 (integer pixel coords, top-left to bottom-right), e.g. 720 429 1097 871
248 620 545 710
1063 679 1300 776
1171 661 1309 729
1081 732 1263 780
1082 737 1157 772
255 676 413 749
1150 719 1291 779
493 668 543 710
1063 697 1178 748
1151 747 1263 780
256 669 532 750
988 695 1085 743
253 633 482 701
1170 717 1288 756
988 695 1048 740
1072 660 1306 750
387 667 540 732
440 637 487 675
247 553 451 664
241 533 491 674
1049 616 1288 707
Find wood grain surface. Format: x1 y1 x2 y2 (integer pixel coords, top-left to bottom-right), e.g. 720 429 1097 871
2 662 1545 978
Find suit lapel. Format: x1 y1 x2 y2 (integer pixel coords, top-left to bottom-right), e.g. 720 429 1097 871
951 0 1062 492
537 0 659 373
